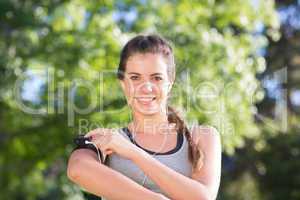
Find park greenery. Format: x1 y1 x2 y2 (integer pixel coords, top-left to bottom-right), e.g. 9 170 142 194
0 0 299 199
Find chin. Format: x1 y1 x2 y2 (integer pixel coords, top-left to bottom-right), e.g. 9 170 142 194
135 107 160 115
133 104 162 115
142 109 161 115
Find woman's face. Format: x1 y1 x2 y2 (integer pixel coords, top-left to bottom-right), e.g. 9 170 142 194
120 53 173 115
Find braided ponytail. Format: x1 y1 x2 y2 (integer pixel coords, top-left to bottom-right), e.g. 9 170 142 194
167 106 204 170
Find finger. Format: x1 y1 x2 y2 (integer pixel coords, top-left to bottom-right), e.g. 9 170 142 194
85 128 104 137
84 133 97 142
103 149 113 155
99 142 112 153
85 130 97 138
106 150 113 154
92 137 106 149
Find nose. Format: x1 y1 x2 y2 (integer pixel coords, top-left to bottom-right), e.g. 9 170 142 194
140 82 154 93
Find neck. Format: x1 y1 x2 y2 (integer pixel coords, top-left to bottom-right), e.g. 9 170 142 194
129 110 175 135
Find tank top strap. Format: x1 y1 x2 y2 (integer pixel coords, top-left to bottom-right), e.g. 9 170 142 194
118 127 134 141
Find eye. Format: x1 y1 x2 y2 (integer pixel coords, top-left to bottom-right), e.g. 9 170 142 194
130 76 139 80
154 76 163 81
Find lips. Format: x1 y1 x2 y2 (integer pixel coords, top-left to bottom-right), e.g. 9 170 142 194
135 96 156 105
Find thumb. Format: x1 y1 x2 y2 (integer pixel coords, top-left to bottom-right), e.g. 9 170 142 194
104 149 114 155
100 143 113 155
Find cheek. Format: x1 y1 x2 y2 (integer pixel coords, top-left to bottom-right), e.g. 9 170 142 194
123 81 135 96
153 87 167 102
160 83 170 96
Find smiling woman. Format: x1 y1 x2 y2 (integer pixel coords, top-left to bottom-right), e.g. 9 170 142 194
119 53 171 115
67 34 221 200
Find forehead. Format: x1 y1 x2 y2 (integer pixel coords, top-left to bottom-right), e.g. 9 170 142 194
125 53 168 75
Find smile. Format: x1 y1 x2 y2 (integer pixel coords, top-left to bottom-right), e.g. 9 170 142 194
135 96 156 105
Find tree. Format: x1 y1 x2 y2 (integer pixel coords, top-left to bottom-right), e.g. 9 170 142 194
0 0 279 199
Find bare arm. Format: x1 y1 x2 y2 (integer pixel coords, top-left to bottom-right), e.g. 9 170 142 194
67 149 169 200
190 126 222 200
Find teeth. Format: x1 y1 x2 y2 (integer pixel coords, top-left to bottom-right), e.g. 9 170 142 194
136 97 156 103
137 98 154 102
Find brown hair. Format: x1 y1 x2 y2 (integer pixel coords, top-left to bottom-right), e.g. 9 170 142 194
117 34 203 170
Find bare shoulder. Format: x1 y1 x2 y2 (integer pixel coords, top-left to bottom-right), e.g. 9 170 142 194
191 125 221 146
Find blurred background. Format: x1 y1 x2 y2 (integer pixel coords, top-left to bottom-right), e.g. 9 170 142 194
0 0 299 199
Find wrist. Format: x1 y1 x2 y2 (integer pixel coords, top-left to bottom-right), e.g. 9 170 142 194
129 146 148 162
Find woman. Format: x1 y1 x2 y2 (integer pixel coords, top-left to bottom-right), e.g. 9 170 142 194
67 34 221 200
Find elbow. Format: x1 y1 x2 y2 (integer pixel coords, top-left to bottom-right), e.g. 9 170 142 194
67 152 87 182
203 193 214 200
67 163 78 182
67 157 81 182
192 188 216 200
192 194 212 200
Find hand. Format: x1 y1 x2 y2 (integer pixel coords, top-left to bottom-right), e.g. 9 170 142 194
85 128 138 160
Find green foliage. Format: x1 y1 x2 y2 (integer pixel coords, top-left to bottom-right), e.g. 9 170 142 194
0 0 280 199
257 130 300 200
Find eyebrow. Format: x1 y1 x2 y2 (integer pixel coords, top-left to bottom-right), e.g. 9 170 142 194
127 72 163 76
